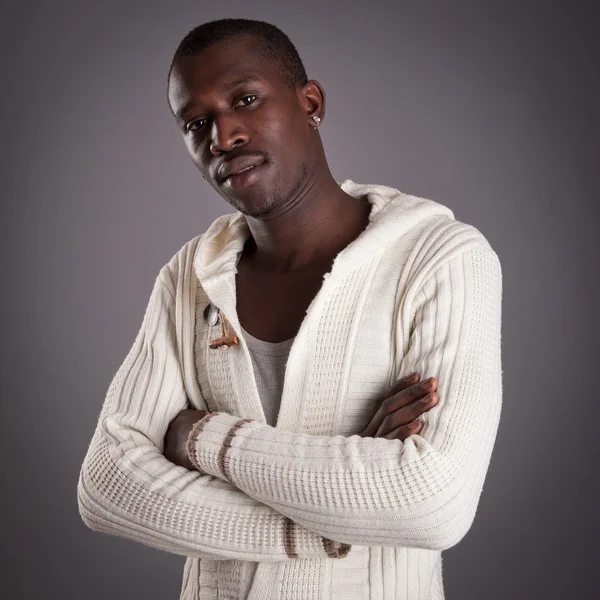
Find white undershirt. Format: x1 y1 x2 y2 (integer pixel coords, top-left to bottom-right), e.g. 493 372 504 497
239 325 295 427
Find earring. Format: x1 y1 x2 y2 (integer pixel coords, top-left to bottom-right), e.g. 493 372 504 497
311 115 321 127
201 174 205 179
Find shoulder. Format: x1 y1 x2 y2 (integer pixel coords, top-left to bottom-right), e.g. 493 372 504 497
154 233 205 299
403 214 501 294
425 215 499 265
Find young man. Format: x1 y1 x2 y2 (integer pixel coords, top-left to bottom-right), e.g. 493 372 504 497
77 18 503 600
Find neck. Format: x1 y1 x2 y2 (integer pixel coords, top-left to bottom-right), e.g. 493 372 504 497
242 171 371 273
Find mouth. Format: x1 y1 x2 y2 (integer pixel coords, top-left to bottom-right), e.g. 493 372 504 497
222 161 266 189
228 164 257 178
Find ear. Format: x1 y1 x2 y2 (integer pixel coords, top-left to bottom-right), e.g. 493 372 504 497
297 79 326 125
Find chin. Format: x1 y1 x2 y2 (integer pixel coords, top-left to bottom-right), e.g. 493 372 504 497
221 188 278 219
216 166 305 219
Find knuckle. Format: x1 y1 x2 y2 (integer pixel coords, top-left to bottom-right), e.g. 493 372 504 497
396 380 410 391
394 389 414 406
380 396 392 411
407 399 428 415
412 383 431 396
380 415 394 431
416 393 433 407
409 386 427 399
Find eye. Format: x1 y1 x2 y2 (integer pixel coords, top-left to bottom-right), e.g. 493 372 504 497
235 94 257 107
186 118 207 133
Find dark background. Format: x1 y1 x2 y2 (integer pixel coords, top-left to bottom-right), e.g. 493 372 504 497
2 1 598 598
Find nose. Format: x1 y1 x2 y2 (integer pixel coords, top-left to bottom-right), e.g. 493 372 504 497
209 114 249 156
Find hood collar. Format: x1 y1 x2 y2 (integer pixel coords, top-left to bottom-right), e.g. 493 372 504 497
194 179 454 289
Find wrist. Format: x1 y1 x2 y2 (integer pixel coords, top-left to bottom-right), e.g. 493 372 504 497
185 411 217 471
186 411 253 481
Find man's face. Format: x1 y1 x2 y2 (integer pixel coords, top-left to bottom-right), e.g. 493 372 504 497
168 35 315 217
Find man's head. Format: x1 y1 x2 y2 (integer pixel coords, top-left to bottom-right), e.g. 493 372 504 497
167 19 308 92
167 18 327 218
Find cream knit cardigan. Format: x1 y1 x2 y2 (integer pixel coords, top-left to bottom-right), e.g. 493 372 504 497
77 180 503 600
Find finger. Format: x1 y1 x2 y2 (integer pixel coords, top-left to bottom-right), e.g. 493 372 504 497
385 377 438 414
363 379 437 437
362 380 426 437
360 376 421 437
380 372 421 399
374 391 438 437
382 418 423 440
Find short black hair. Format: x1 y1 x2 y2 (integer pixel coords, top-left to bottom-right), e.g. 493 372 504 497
168 18 309 90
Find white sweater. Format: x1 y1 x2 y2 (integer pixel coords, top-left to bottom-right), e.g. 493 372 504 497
77 180 503 600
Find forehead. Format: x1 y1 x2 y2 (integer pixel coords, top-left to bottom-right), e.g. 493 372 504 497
168 36 285 116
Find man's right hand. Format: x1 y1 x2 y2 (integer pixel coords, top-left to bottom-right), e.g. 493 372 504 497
358 373 439 440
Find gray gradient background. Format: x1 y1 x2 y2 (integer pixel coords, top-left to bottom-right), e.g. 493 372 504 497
2 1 598 598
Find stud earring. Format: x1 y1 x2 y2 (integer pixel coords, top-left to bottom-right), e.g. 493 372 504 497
311 116 321 127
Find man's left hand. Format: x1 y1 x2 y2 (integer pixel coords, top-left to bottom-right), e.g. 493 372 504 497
164 408 208 469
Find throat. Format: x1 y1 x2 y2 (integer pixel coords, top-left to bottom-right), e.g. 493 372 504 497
244 193 372 273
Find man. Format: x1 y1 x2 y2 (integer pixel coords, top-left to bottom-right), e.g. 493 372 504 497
77 18 503 600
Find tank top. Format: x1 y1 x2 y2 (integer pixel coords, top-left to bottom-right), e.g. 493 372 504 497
239 324 295 427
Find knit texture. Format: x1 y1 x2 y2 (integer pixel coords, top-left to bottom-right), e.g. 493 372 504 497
77 180 503 599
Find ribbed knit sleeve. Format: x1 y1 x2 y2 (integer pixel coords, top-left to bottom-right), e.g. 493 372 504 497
77 271 349 561
189 243 503 551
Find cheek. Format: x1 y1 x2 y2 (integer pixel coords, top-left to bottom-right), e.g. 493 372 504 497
183 135 208 166
262 113 308 164
183 134 199 156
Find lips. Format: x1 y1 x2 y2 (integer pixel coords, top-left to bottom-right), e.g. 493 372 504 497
218 155 265 182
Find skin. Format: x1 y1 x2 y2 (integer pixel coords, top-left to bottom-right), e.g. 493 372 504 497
163 34 439 469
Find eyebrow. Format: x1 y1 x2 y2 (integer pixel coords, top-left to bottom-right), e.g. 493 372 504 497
222 74 262 91
175 75 263 121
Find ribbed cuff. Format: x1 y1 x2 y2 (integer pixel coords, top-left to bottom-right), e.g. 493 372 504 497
186 411 219 473
187 411 253 482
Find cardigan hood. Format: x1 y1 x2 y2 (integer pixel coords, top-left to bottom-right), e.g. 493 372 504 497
193 179 454 288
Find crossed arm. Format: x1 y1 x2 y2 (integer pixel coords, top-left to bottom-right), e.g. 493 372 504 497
77 272 344 562
78 241 502 560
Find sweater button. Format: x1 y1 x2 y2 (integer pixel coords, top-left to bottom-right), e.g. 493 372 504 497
204 303 219 326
